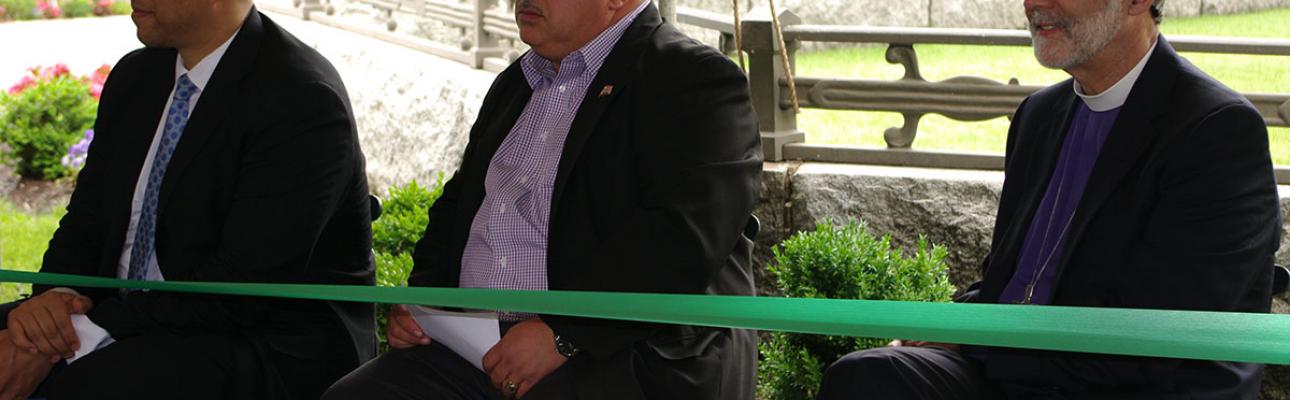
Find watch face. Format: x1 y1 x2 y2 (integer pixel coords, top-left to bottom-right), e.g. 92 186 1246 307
555 335 579 357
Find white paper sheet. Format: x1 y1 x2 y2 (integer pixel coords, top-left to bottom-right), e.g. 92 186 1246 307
408 306 500 371
66 314 114 363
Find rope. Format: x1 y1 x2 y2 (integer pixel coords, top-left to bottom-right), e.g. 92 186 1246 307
766 0 800 113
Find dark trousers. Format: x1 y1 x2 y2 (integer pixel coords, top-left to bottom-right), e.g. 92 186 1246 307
323 322 575 400
1 301 353 399
817 346 1000 400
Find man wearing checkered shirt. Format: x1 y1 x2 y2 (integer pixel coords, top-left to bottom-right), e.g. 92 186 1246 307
324 0 762 399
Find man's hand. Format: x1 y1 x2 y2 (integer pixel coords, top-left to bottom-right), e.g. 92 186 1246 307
482 318 567 399
889 339 961 352
386 304 431 349
7 290 93 358
0 330 59 400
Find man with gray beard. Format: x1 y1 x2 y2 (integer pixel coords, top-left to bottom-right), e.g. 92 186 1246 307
817 0 1280 398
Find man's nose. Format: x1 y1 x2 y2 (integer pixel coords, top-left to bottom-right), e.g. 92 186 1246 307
1023 0 1053 14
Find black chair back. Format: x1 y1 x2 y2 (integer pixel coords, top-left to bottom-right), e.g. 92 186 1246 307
1274 264 1289 296
369 194 383 222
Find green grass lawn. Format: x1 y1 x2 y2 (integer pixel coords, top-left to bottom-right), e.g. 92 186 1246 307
0 200 64 303
794 7 1290 165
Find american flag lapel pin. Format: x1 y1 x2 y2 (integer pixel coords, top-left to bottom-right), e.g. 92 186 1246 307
598 84 614 98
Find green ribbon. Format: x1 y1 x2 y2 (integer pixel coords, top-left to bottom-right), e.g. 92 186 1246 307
2 269 1288 365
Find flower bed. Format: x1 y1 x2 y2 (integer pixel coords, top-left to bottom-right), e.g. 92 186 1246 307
0 0 130 22
0 63 109 180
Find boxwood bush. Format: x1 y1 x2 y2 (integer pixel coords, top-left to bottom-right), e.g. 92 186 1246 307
58 0 92 17
372 176 445 351
757 219 956 400
0 0 37 20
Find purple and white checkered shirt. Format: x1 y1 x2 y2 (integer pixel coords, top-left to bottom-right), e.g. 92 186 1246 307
459 0 649 320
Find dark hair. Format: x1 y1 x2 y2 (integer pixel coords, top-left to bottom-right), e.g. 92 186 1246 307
1150 1 1164 24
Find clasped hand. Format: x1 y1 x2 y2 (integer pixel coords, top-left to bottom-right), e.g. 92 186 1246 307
7 290 94 359
0 330 60 400
385 305 567 398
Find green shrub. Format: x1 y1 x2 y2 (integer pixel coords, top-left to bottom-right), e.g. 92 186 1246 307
757 219 956 400
373 177 443 255
106 0 127 14
372 176 446 351
0 0 37 20
58 0 91 17
374 251 414 348
0 71 98 180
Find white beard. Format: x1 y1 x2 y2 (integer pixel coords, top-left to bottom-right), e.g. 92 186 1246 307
1029 0 1124 70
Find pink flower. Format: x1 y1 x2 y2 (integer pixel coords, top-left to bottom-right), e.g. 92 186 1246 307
8 75 35 95
36 0 60 18
89 82 105 99
91 64 111 83
9 64 113 98
43 63 70 78
89 64 111 100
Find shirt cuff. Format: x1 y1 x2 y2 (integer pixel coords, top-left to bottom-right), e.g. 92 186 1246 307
47 287 80 296
48 287 116 363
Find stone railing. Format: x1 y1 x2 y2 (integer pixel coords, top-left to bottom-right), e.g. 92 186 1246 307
290 0 521 69
682 0 1290 30
682 7 1290 182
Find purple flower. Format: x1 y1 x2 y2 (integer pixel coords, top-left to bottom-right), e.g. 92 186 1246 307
62 129 94 169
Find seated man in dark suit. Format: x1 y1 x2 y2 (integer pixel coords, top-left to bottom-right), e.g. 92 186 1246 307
0 0 375 398
818 0 1281 399
323 0 762 398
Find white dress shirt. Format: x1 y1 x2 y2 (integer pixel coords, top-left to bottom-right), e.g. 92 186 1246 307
55 31 239 363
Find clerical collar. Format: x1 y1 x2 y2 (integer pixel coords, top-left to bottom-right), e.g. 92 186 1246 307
1073 39 1157 112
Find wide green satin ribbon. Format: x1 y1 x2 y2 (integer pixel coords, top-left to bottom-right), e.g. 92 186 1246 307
1 269 1287 364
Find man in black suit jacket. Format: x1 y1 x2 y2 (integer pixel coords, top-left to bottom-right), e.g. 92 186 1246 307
0 0 375 398
819 0 1280 399
325 0 761 399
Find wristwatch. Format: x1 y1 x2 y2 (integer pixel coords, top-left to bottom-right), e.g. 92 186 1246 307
553 333 580 358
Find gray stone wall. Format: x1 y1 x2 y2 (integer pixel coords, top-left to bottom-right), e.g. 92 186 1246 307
779 163 1002 289
679 0 1290 29
273 12 496 194
928 0 1027 29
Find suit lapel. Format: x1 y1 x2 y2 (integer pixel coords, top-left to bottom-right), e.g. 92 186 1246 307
119 50 182 185
157 9 263 213
550 5 660 211
1053 37 1178 277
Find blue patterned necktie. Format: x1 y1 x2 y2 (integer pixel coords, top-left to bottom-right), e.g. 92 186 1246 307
127 74 198 283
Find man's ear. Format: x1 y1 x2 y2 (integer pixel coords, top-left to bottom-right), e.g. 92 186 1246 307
1126 0 1154 17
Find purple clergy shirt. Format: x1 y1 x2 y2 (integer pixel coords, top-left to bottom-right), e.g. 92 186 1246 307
998 102 1121 305
459 0 649 320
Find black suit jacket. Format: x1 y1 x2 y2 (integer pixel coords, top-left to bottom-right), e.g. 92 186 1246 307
967 38 1281 399
37 9 376 379
409 5 762 399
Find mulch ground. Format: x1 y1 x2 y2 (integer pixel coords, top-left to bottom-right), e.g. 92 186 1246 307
0 162 74 214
